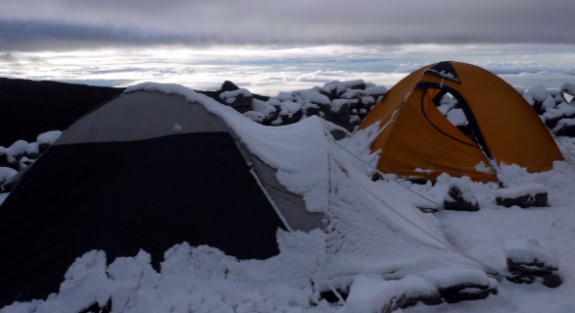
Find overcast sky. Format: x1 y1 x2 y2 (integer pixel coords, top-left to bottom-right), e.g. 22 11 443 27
1 0 575 51
1 0 574 93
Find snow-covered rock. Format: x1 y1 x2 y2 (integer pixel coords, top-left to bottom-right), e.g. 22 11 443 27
525 85 550 103
234 79 386 130
504 238 559 272
433 175 480 212
561 83 575 104
504 237 562 288
495 182 548 208
0 166 18 188
343 275 440 313
424 269 497 303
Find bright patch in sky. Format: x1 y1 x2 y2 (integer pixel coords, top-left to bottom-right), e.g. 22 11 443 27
2 44 574 95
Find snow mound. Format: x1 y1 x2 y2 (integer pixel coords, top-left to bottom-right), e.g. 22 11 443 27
525 85 550 103
0 167 18 185
37 130 62 145
2 231 331 313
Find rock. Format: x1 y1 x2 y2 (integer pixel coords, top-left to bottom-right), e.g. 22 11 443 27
504 238 558 271
219 80 239 92
495 183 548 208
542 273 563 288
78 299 111 313
278 109 303 125
443 184 480 212
496 192 548 208
504 238 562 288
561 83 575 104
219 88 253 113
399 291 442 308
507 258 558 274
440 283 495 303
425 269 497 304
552 118 575 137
319 288 348 303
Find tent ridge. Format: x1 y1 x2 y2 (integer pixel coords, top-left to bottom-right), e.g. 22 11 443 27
424 61 461 83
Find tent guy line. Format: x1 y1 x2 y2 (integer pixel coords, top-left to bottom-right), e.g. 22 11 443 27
331 137 443 210
329 147 502 278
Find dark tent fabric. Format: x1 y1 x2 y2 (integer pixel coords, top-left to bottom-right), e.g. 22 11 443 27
0 91 288 306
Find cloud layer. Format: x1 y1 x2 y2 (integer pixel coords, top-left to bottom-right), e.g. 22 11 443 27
1 0 575 51
2 45 574 95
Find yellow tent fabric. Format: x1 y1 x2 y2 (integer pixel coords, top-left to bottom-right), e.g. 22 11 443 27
359 61 563 182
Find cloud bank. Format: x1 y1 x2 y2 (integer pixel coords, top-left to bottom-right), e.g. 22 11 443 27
2 45 573 95
1 0 574 51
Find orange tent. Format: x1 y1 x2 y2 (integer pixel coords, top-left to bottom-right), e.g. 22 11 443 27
359 61 563 182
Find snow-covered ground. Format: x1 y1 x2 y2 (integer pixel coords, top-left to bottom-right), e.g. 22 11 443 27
2 82 575 313
376 163 575 313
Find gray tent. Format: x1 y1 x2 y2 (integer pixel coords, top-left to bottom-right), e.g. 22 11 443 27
0 89 323 305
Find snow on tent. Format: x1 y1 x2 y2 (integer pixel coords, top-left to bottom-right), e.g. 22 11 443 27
359 61 563 183
0 83 503 312
0 85 325 305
